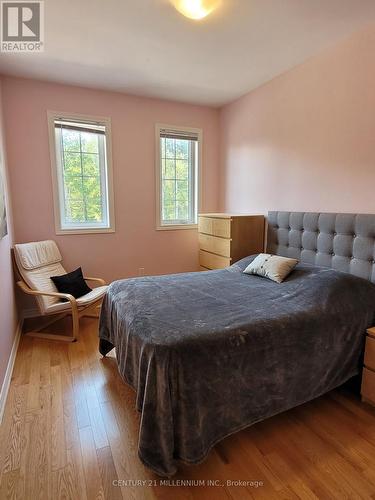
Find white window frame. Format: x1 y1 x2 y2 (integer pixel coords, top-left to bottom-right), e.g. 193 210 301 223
155 123 202 231
48 110 115 235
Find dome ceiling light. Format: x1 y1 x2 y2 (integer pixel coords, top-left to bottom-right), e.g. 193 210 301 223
171 0 221 20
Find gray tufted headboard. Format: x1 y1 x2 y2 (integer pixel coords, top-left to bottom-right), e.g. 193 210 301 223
267 211 375 283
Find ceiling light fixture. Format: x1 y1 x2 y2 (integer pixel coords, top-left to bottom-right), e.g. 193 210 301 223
171 0 221 20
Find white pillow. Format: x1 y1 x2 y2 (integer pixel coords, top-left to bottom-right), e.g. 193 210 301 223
243 253 298 283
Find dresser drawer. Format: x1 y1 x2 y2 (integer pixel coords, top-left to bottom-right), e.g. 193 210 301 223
361 367 375 404
364 336 375 371
199 250 231 270
198 216 231 239
198 233 231 258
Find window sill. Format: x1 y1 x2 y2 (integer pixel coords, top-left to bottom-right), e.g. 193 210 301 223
156 224 198 231
55 227 115 235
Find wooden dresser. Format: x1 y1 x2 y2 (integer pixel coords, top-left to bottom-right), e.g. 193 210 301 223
198 213 265 271
361 327 375 405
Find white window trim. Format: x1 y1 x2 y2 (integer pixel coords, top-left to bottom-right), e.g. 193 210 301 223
155 123 202 231
47 110 115 235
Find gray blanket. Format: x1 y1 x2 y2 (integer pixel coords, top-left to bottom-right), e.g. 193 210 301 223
99 256 375 476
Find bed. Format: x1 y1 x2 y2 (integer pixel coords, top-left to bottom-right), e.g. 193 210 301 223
99 211 375 476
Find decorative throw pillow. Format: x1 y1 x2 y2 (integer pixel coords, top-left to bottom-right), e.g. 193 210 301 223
51 267 92 300
243 254 298 283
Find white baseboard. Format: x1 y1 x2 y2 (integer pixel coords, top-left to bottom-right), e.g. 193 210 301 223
0 317 23 424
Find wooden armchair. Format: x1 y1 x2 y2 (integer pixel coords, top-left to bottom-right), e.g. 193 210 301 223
13 240 108 342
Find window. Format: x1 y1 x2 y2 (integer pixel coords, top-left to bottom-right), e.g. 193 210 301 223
48 112 115 234
156 124 201 229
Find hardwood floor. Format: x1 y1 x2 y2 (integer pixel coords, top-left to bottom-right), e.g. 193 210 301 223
2 317 375 499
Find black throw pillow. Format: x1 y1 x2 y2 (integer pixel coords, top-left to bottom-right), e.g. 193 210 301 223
51 267 92 300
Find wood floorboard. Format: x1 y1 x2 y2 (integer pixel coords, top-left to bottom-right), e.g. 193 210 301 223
1 317 375 499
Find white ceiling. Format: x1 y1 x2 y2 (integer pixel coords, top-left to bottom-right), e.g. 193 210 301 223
1 0 375 107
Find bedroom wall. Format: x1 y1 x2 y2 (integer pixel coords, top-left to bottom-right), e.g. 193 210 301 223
219 23 375 215
2 77 220 284
0 78 18 395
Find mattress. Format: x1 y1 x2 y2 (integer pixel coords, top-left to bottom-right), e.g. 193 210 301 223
99 255 375 476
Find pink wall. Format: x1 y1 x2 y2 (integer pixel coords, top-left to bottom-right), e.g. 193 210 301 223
220 24 375 215
0 78 18 391
2 77 220 284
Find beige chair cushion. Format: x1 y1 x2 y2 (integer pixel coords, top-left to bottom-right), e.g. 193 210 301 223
243 253 298 283
22 262 67 311
45 286 108 313
14 240 66 313
15 240 62 270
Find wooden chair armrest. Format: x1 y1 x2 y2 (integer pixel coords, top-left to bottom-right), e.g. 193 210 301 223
84 277 106 286
17 280 77 306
